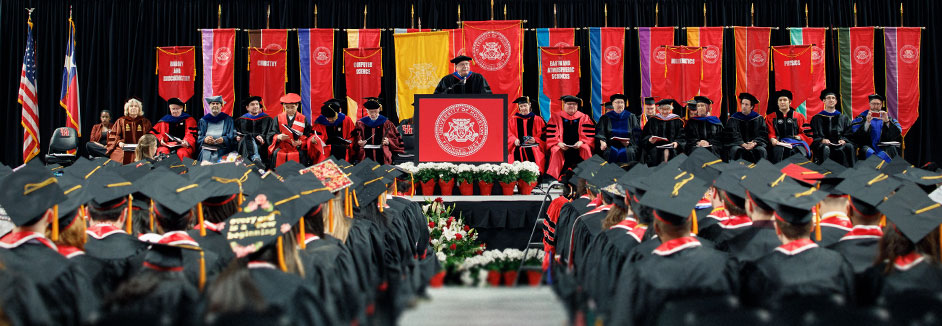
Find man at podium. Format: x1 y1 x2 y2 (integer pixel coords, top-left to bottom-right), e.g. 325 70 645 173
434 55 493 94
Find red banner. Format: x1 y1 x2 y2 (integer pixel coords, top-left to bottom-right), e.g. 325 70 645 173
343 48 383 121
415 95 507 163
664 46 703 103
687 27 723 116
539 47 581 117
201 29 236 115
639 27 675 98
589 28 625 121
156 46 196 103
790 28 827 116
298 29 335 123
347 29 382 48
463 20 524 101
447 29 466 70
248 29 289 50
248 48 287 117
772 45 814 114
884 27 921 135
735 27 772 108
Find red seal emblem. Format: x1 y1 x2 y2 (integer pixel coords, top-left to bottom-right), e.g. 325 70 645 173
313 46 332 66
749 49 767 67
900 45 919 64
702 45 720 64
854 46 873 65
434 104 489 157
472 31 512 71
604 46 622 65
214 47 232 66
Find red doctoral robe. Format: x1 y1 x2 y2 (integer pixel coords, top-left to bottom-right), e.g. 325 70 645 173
507 112 546 173
546 110 594 180
151 115 198 160
268 112 324 167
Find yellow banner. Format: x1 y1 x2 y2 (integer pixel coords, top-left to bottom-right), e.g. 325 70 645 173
393 31 449 120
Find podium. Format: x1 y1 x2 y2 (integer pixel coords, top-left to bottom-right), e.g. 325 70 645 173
414 94 508 163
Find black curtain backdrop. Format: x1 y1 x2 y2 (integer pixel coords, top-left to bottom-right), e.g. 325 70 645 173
1 0 939 166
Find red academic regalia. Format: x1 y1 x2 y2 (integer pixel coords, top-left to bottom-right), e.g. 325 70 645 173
268 112 322 167
106 115 153 164
312 114 356 162
151 114 198 160
351 115 403 165
546 110 594 180
507 112 546 173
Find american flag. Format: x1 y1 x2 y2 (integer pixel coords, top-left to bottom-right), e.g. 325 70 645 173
60 16 81 139
19 19 39 163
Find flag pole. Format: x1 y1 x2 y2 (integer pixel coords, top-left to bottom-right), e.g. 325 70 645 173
853 3 857 27
314 5 318 28
604 4 608 28
363 5 368 29
655 3 659 27
554 4 557 28
703 3 707 27
490 0 494 20
217 4 222 29
504 4 507 20
900 3 903 27
457 5 461 27
266 4 270 29
750 3 754 27
411 4 415 29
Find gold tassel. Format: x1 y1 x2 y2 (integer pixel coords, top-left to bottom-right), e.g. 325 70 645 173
814 204 822 241
879 215 887 227
52 205 59 241
379 195 384 212
238 189 244 206
198 250 206 291
328 199 335 233
298 217 306 249
353 189 360 208
276 237 287 272
198 203 206 237
690 209 698 235
149 199 155 231
126 194 134 234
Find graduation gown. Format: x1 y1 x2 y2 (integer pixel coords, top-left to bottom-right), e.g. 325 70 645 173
765 108 810 163
714 220 780 265
740 239 855 308
0 267 54 326
351 115 403 165
568 205 612 272
151 231 228 287
724 111 769 162
554 195 596 267
269 112 319 167
247 263 340 326
641 114 686 165
815 212 854 248
301 234 366 324
0 232 100 326
546 111 595 180
344 218 388 311
809 110 855 166
684 116 724 156
582 221 646 321
57 246 116 299
106 115 153 164
826 225 882 274
196 113 236 162
594 110 641 163
235 112 277 165
507 112 547 172
849 111 903 161
84 224 148 285
187 221 236 266
151 113 198 160
312 113 356 161
858 252 942 305
433 71 493 94
101 271 200 324
608 237 738 326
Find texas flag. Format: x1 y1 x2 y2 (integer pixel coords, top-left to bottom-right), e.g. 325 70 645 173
60 16 81 138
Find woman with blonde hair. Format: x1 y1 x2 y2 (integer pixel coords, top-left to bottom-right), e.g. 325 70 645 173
134 134 158 163
107 98 153 164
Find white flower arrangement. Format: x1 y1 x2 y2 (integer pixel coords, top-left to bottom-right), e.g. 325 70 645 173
494 163 518 183
456 164 476 183
396 162 418 174
473 164 499 183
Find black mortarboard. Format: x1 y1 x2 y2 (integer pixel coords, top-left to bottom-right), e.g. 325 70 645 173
741 160 798 210
618 163 653 196
819 89 839 101
0 164 13 180
776 89 794 101
609 93 629 102
0 163 67 226
191 163 259 202
651 153 688 175
603 102 613 110
882 158 913 176
91 157 121 168
381 165 406 186
894 168 942 187
321 103 339 117
241 96 263 108
182 157 198 167
655 98 678 107
760 183 827 225
640 175 709 225
868 94 885 103
167 98 186 107
513 96 531 104
354 175 388 208
560 95 582 106
817 160 850 195
56 174 92 229
273 160 305 177
819 159 848 176
575 156 607 181
450 55 473 64
284 173 334 212
224 182 299 262
774 153 813 170
836 169 902 211
302 160 354 193
137 167 211 216
680 147 725 182
878 184 942 243
116 160 154 182
738 93 760 106
713 165 750 199
686 99 698 110
586 163 623 191
363 97 382 110
85 170 138 207
64 157 101 180
642 97 656 105
143 243 186 271
693 96 713 105
154 155 188 174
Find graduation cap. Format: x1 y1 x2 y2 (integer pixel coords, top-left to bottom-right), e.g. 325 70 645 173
241 96 263 108
513 96 531 105
586 163 623 194
738 93 760 106
882 158 913 176
774 153 813 170
817 159 850 195
878 183 942 244
693 96 712 105
281 173 335 249
639 173 709 226
55 174 93 237
363 97 383 110
450 55 473 64
142 243 187 272
893 167 942 188
655 98 678 107
868 94 886 103
775 89 794 101
642 97 656 105
609 93 629 103
651 153 688 175
618 163 652 197
713 165 751 201
603 102 613 110
191 163 259 206
137 167 212 233
354 175 388 209
182 156 198 167
836 169 903 215
560 95 582 106
680 148 725 183
155 155 188 174
858 154 889 171
301 160 354 194
819 89 839 101
273 160 305 177
685 99 698 110
0 162 67 228
760 182 827 225
741 160 798 211
115 160 154 182
91 157 121 168
85 170 138 232
780 163 825 186
574 156 607 182
224 181 303 271
321 103 339 118
818 159 848 176
204 95 225 104
601 183 628 209
279 93 302 104
63 157 100 180
167 98 186 107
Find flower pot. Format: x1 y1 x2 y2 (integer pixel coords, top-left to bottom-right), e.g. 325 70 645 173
517 180 537 195
478 181 494 196
438 178 456 196
486 270 502 287
525 270 543 286
499 181 516 195
429 270 446 288
419 179 437 195
502 271 519 286
457 180 475 196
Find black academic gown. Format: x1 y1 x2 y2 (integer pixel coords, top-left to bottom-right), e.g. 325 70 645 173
714 220 781 265
826 226 882 275
64 250 117 299
608 237 738 326
848 111 903 160
0 238 100 326
740 239 855 308
433 72 493 94
101 271 200 325
684 116 724 156
375 204 416 322
641 115 686 165
595 110 642 163
187 226 237 266
84 227 148 287
344 218 388 316
858 254 942 306
553 196 595 267
249 265 340 326
809 111 855 166
301 235 366 325
235 113 277 165
724 111 769 163
0 267 55 326
390 196 436 296
582 223 647 321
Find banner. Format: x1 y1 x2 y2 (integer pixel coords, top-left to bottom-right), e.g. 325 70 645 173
772 45 815 115
638 27 674 99
343 48 383 120
789 28 827 116
415 95 507 163
537 28 576 119
884 27 921 135
394 29 431 34
201 28 236 115
838 27 875 117
462 20 524 102
589 27 625 121
394 31 450 120
347 29 382 48
156 46 196 103
60 16 81 137
734 27 772 109
664 46 702 104
447 29 466 70
247 29 288 50
298 29 335 124
248 48 287 117
539 47 581 118
19 19 39 163
687 27 723 116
